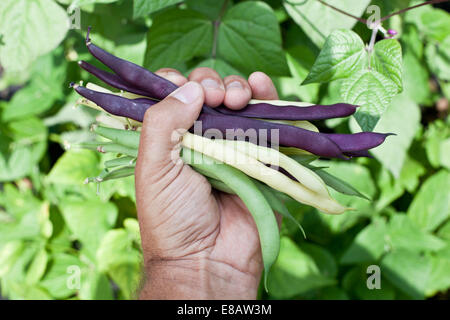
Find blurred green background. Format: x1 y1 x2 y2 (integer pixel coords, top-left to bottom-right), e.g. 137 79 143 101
0 0 449 300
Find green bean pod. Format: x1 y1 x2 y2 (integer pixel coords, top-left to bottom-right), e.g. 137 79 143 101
93 125 140 149
206 177 235 194
97 144 138 158
101 166 135 181
181 147 280 290
253 180 306 239
104 156 136 169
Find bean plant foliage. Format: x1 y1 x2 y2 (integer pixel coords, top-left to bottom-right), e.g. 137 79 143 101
0 0 449 300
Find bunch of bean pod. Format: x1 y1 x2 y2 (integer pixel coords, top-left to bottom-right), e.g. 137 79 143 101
70 28 391 287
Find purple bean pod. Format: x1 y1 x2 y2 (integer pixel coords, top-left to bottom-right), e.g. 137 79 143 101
196 113 346 159
215 103 358 120
71 83 156 121
78 61 152 97
85 28 177 100
84 28 221 117
325 132 395 152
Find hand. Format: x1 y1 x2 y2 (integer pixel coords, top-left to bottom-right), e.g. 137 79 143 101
135 68 279 299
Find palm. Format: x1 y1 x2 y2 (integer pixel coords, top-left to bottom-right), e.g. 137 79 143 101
142 165 262 277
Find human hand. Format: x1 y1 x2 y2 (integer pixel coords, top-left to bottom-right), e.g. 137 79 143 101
135 68 279 299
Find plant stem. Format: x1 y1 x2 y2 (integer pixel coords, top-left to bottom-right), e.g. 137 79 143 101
379 0 450 22
367 24 380 69
211 0 229 59
316 0 367 24
314 0 450 25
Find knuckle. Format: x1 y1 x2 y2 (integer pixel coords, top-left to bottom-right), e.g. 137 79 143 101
189 67 221 80
155 68 181 75
143 106 163 126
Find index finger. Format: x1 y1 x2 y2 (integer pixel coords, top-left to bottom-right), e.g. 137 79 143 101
248 72 279 100
154 68 188 87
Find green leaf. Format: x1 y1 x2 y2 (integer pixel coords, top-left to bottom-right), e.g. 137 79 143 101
387 215 446 252
2 49 66 121
4 283 52 300
254 181 305 237
218 1 288 76
8 117 48 163
79 270 113 300
341 69 398 131
0 185 42 242
133 0 182 18
301 243 337 279
313 160 376 233
274 77 318 105
283 46 320 102
303 29 366 84
398 156 426 193
375 168 404 211
381 249 431 299
424 120 450 168
59 199 118 260
402 24 423 59
342 266 396 300
321 80 348 128
407 170 450 232
340 218 387 265
79 6 147 65
402 51 431 105
96 229 141 271
144 8 213 70
109 263 142 299
289 154 319 165
316 161 377 199
426 248 450 297
419 8 450 42
314 169 370 200
317 286 349 300
40 253 84 299
0 0 68 72
96 229 142 299
440 138 450 170
370 39 403 91
437 221 450 241
0 114 48 182
267 237 335 298
283 0 370 48
192 58 245 78
425 36 450 81
124 218 141 244
186 0 227 20
0 243 42 298
441 80 450 100
25 248 48 285
47 150 99 186
0 241 25 277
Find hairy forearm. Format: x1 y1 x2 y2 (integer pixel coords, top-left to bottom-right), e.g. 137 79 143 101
138 258 261 300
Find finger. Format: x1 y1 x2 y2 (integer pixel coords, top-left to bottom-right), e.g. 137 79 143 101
155 68 188 87
248 71 279 100
137 81 204 178
188 67 225 107
223 75 252 110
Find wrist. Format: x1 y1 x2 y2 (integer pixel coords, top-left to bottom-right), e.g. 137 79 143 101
139 255 261 300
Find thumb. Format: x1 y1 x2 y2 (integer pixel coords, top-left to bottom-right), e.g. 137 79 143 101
137 81 204 174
